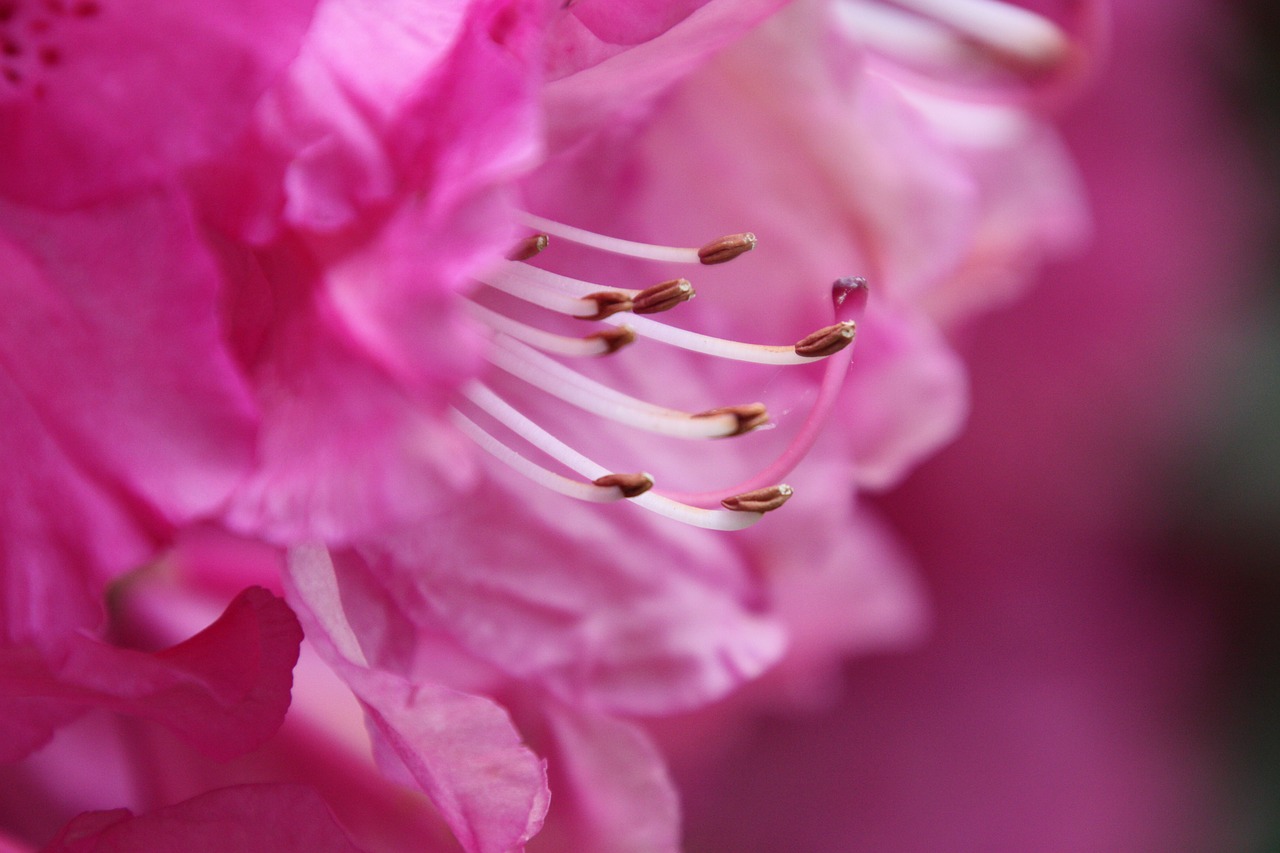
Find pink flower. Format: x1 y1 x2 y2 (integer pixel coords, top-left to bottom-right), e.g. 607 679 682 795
0 0 1116 850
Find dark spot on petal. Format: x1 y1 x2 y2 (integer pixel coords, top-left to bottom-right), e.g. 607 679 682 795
71 0 98 16
43 0 64 13
0 2 16 24
37 43 56 64
1 38 19 56
29 17 49 34
3 66 21 83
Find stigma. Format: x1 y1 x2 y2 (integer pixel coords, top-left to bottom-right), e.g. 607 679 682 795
453 214 868 530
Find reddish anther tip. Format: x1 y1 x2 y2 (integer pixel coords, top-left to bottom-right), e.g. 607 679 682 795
694 403 769 436
632 278 694 315
794 321 856 358
721 484 794 513
580 291 634 320
507 234 549 261
697 233 757 265
585 325 638 354
593 472 654 498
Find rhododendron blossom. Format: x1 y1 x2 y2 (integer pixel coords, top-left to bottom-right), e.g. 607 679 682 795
0 0 1112 850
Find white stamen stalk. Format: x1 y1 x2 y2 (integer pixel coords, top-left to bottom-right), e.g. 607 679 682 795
475 267 630 319
891 0 1068 65
486 336 755 439
466 301 627 357
518 212 704 264
461 383 764 530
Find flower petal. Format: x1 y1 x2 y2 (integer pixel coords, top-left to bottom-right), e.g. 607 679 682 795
287 546 550 853
0 0 321 207
42 784 366 853
0 587 302 762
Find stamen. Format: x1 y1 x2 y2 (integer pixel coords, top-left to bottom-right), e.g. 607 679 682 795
697 232 757 265
597 312 854 366
656 278 866 507
592 472 655 498
693 403 770 437
835 0 1068 74
632 278 695 315
475 266 631 319
585 325 638 354
486 335 767 439
508 233 549 261
466 301 634 358
518 211 754 265
580 291 634 321
892 0 1069 67
794 321 857 358
451 408 639 503
460 382 768 530
721 485 794 513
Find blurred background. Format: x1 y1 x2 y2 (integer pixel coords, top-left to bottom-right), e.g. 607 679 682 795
668 2 1280 850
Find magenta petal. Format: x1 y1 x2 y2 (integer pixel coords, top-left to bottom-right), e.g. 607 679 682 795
286 547 550 853
0 587 302 762
0 189 257 526
0 0 321 207
42 784 366 853
543 707 680 853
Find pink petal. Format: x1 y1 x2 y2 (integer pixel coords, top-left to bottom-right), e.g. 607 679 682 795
0 0 322 207
0 189 258 527
42 784 366 853
359 491 787 714
287 546 550 853
841 302 970 491
222 281 478 543
0 587 302 762
542 0 791 148
542 707 680 853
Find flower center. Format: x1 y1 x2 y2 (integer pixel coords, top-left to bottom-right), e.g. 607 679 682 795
451 213 868 531
0 0 100 99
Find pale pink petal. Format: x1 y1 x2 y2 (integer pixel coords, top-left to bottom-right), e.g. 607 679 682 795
749 495 927 704
287 546 550 853
542 0 791 148
841 302 970 490
541 707 680 853
0 0 321 207
360 491 787 714
42 784 365 853
0 587 302 762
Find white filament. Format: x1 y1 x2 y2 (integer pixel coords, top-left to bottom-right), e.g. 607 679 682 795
518 212 702 264
461 383 762 530
486 336 743 439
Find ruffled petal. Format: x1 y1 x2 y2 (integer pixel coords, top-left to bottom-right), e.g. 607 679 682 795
287 546 550 853
0 587 302 762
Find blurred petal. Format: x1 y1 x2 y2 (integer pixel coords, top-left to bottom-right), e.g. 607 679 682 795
43 784 365 853
0 587 302 762
0 0 321 206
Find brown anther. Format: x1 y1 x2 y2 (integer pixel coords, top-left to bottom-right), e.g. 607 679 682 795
794 321 856 358
632 278 694 315
693 403 769 437
593 472 654 498
507 233 549 261
580 291 634 320
585 325 637 355
721 484 794 513
697 232 757 265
